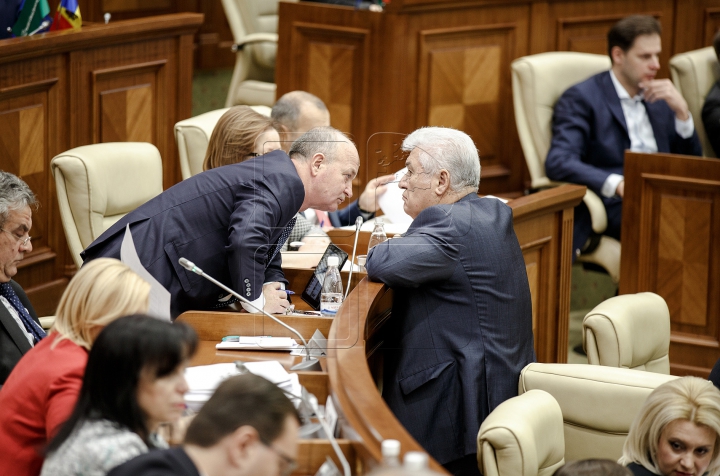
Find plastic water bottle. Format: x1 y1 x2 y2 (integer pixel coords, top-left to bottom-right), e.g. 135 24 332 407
320 255 343 317
403 451 429 471
381 439 401 468
368 217 388 252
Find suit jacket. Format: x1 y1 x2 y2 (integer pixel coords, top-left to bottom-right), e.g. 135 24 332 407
107 447 199 476
81 151 305 318
702 80 720 157
546 71 701 206
366 194 536 464
0 280 39 384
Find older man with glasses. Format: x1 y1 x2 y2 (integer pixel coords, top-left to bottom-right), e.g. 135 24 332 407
0 171 45 385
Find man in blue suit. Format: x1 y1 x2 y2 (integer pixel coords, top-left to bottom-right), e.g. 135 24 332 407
546 15 702 258
82 127 359 319
366 127 535 476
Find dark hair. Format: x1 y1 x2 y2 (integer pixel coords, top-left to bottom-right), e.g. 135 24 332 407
46 315 198 453
714 30 720 60
607 15 661 58
272 91 328 131
553 459 632 476
184 373 300 447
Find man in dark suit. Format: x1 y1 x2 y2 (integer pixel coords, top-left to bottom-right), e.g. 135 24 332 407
366 127 535 476
82 127 360 318
702 31 720 157
546 15 702 258
0 171 46 385
272 91 392 228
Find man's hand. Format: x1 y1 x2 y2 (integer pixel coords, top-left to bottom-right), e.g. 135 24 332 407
263 282 289 314
616 180 625 198
641 79 690 120
358 174 395 212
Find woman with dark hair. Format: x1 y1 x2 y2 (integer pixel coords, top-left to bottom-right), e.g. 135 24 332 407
40 315 198 476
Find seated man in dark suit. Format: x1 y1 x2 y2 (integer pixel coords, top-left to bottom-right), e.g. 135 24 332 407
272 91 392 228
702 31 720 157
0 171 46 384
108 373 300 476
546 15 702 258
82 127 359 318
366 127 535 476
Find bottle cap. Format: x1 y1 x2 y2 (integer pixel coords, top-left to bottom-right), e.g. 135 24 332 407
403 451 428 471
327 255 339 267
375 217 384 224
381 439 400 457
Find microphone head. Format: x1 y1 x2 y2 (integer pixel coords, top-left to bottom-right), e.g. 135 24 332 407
355 216 363 228
178 258 197 272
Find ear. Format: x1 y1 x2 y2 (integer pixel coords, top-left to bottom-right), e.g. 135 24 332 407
610 46 625 66
227 425 260 469
310 152 326 177
435 169 451 196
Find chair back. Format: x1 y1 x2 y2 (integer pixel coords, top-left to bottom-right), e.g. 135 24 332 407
583 292 670 374
519 363 676 462
174 105 272 179
477 389 565 476
50 143 163 267
670 46 720 157
511 52 611 189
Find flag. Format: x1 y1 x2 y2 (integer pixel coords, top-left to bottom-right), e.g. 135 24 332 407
49 0 81 32
11 0 52 37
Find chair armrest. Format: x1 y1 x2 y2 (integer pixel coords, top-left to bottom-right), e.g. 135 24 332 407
582 189 607 234
232 33 279 52
39 316 55 330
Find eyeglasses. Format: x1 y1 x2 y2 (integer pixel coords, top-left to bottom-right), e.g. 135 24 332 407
1 229 31 247
261 438 298 476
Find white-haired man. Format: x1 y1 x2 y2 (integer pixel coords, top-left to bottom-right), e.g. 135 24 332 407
366 127 535 476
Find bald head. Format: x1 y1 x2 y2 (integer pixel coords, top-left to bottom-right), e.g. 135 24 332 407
272 91 331 152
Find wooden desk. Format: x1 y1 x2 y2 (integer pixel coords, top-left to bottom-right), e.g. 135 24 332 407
620 151 720 376
3 14 202 315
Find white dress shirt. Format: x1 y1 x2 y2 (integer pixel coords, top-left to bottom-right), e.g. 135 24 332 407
0 295 34 346
602 71 695 197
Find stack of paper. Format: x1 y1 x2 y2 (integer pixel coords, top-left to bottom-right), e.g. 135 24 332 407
215 336 298 351
184 361 300 411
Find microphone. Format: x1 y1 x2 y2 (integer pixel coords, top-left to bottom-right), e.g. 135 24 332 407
179 258 322 371
344 216 363 300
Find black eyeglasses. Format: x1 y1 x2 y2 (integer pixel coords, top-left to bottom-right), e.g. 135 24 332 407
260 437 297 476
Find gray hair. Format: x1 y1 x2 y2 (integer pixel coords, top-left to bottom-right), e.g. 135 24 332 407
401 127 480 193
0 171 37 228
272 91 328 131
289 126 352 163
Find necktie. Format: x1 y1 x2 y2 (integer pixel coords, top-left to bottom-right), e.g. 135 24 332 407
0 282 46 344
315 210 332 230
266 217 297 266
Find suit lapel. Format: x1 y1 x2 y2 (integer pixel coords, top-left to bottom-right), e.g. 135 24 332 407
0 302 33 355
644 100 670 152
599 72 629 135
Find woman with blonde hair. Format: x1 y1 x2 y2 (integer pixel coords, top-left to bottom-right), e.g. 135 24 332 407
203 105 281 171
620 376 720 476
0 258 151 476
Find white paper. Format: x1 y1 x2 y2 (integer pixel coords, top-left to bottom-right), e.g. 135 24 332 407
215 337 298 351
324 394 339 438
377 167 413 226
119 225 171 321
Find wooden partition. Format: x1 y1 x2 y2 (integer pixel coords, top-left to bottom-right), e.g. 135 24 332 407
1 14 201 314
277 0 720 198
620 151 720 376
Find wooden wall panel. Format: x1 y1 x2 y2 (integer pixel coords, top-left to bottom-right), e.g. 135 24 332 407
673 0 720 54
621 152 720 376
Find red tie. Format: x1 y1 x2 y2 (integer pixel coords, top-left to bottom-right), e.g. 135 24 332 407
315 210 332 230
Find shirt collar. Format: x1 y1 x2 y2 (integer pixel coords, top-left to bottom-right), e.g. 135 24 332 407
609 70 643 102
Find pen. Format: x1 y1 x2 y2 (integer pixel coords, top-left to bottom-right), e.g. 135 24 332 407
285 290 295 295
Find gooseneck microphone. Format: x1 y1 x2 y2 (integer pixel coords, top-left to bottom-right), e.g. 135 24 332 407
178 258 322 371
344 216 364 300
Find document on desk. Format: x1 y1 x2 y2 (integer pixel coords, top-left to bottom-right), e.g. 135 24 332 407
215 337 298 351
120 225 171 321
378 167 413 226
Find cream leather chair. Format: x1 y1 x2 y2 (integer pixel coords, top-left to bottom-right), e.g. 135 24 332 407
221 0 298 107
51 143 163 267
519 363 677 462
583 292 670 374
477 389 565 476
174 105 272 180
670 46 720 157
512 52 621 282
